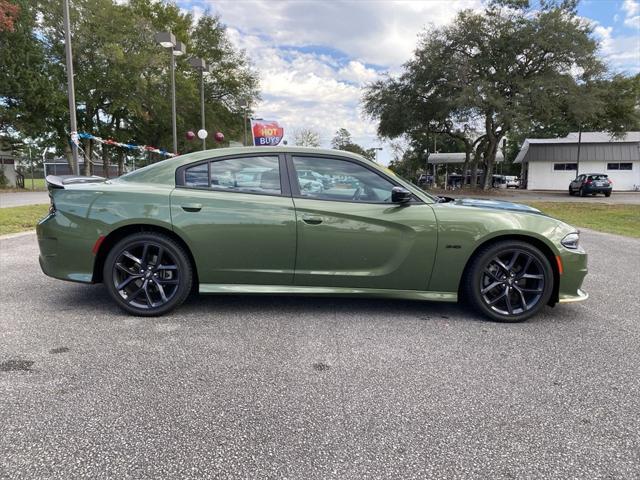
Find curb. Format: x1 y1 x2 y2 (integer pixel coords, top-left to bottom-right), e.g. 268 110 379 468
0 230 36 240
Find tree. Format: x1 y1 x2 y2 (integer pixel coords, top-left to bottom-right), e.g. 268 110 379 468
0 0 260 173
364 0 627 189
293 127 320 147
331 128 376 161
0 0 20 32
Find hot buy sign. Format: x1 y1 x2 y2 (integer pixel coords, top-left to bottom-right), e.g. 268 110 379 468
251 120 284 146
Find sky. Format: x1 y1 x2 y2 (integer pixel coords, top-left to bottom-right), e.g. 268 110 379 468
178 0 640 163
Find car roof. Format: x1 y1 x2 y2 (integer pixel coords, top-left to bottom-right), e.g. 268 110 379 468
115 146 437 204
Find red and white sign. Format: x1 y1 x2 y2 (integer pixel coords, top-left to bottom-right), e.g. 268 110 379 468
251 119 284 146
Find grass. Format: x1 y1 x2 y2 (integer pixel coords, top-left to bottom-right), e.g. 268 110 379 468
0 178 48 192
526 202 640 238
0 204 49 236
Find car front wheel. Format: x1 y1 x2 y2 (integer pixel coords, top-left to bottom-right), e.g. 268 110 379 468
463 240 554 322
104 233 193 316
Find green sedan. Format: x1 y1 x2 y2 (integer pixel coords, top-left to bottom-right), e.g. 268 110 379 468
37 147 588 322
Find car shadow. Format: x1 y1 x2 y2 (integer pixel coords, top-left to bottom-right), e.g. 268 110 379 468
52 282 583 326
52 283 489 324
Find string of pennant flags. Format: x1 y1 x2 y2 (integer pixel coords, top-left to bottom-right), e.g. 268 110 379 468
71 132 178 157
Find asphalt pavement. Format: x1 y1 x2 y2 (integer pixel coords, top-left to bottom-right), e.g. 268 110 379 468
1 231 639 479
0 191 49 208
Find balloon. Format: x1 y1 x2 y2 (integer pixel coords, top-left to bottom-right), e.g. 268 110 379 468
197 129 208 140
214 131 224 142
185 131 195 140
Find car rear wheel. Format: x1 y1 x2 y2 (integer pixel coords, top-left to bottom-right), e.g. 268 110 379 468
104 233 193 316
605 192 611 197
463 240 553 322
579 187 586 197
568 187 574 196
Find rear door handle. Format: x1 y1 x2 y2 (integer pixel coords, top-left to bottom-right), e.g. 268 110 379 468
302 215 323 225
181 203 202 212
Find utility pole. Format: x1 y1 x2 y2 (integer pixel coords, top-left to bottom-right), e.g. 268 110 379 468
200 69 206 150
62 0 79 175
576 127 582 176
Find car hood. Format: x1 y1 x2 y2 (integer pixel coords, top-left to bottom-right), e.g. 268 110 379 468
440 197 542 214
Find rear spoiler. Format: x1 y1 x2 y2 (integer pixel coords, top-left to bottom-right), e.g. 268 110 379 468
45 175 106 189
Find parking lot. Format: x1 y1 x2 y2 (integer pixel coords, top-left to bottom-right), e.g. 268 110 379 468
1 231 639 479
443 189 640 205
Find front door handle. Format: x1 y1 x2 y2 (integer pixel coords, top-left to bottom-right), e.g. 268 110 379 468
302 215 323 225
181 203 202 212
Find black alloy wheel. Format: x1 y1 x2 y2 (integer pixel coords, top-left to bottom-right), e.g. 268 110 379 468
464 240 553 322
104 233 192 316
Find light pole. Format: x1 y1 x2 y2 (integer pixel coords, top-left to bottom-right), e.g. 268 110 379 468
189 57 208 150
62 0 79 175
239 99 249 146
155 32 186 155
371 147 383 163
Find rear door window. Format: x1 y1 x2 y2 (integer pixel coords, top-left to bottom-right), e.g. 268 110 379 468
183 156 282 195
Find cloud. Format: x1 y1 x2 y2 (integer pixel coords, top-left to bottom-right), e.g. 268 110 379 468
621 0 640 28
622 0 639 16
205 0 481 67
592 22 640 73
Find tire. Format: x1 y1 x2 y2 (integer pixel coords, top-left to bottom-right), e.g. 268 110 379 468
104 232 193 316
463 240 554 322
568 188 574 196
579 187 586 197
605 192 611 197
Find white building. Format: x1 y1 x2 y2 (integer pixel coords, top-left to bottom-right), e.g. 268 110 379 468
515 132 640 191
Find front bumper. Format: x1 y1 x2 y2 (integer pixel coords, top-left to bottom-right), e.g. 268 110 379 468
556 245 588 304
558 288 588 303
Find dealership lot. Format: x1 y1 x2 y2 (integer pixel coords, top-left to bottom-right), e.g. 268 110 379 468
1 232 639 479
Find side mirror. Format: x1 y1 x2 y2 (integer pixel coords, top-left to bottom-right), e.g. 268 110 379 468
391 186 412 203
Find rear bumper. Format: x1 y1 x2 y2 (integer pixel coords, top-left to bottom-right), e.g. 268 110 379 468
37 213 95 284
583 186 612 194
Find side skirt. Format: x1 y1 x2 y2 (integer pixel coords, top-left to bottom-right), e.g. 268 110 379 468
199 284 458 302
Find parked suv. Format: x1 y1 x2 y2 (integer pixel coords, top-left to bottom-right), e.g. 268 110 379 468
569 173 612 197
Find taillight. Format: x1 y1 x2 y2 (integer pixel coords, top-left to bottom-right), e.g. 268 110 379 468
48 193 56 214
585 179 592 185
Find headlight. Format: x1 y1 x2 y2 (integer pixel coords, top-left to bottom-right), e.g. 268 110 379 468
561 232 580 249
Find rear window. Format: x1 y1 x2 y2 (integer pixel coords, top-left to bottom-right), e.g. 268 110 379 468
588 174 608 181
183 156 281 195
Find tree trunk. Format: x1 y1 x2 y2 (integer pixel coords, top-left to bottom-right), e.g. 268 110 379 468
63 143 75 174
462 140 472 186
482 136 500 190
117 150 124 176
102 144 110 178
83 138 92 176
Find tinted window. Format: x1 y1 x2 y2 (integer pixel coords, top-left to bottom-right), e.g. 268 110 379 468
292 156 396 203
607 162 632 171
554 163 577 171
184 156 281 195
184 163 209 188
588 174 608 181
